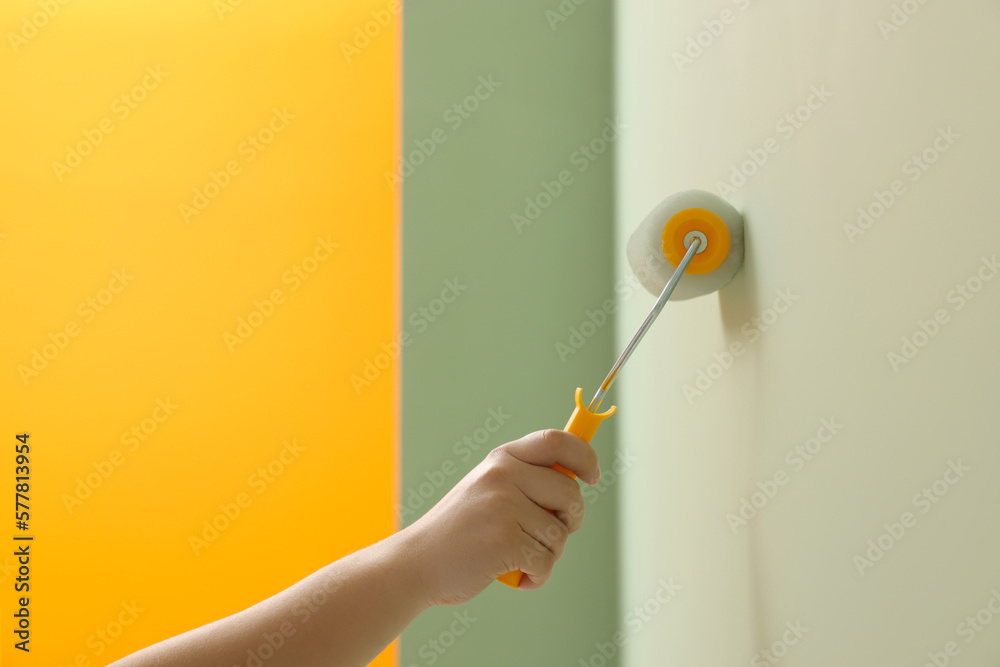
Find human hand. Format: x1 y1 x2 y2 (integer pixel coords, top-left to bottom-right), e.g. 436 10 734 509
399 429 601 607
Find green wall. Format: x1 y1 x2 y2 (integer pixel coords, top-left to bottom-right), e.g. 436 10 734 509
400 2 618 666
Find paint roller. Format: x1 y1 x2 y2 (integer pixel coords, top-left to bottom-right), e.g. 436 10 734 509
497 189 744 588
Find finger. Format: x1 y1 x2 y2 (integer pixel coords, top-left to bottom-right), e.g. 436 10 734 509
501 429 601 484
512 493 570 561
507 459 586 533
515 534 555 590
511 525 559 590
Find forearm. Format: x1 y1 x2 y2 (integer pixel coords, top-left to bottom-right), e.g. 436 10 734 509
112 430 600 665
112 529 430 667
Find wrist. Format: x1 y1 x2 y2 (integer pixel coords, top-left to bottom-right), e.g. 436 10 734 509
381 525 438 613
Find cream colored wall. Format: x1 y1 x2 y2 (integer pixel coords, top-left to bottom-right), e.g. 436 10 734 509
615 1 1000 665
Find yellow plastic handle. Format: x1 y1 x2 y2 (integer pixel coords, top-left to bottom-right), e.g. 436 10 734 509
496 388 616 588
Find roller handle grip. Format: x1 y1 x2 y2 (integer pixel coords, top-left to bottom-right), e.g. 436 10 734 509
496 388 616 589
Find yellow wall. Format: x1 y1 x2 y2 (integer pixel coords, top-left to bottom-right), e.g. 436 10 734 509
0 1 398 664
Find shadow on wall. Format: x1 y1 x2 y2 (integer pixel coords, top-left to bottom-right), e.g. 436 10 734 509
716 211 771 653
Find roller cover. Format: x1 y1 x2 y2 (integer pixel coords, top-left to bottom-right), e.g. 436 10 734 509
626 189 744 300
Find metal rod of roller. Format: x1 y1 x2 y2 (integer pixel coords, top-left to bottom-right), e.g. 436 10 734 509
587 237 701 412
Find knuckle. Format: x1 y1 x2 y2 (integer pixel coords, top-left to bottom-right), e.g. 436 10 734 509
485 444 509 465
481 484 515 516
480 453 512 486
538 429 565 456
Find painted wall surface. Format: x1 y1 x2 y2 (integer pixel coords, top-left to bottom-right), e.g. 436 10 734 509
616 1 1000 665
400 2 619 666
1 2 397 664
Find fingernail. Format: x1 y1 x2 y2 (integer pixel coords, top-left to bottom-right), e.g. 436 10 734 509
591 465 602 484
